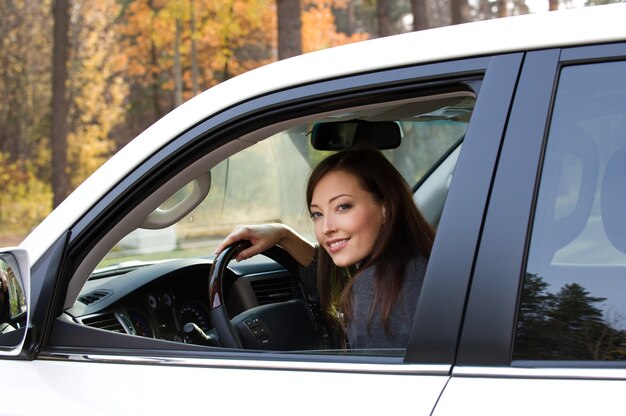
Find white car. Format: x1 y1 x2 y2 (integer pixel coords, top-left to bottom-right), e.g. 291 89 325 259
2 4 626 414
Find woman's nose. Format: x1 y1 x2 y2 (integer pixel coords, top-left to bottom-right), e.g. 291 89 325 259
321 215 337 234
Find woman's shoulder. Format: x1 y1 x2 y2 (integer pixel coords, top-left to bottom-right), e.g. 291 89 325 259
408 250 429 270
402 251 428 288
351 264 376 295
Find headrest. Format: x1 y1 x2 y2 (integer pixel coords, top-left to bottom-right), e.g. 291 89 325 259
601 146 626 253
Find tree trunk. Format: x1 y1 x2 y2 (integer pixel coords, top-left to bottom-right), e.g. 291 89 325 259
0 1 20 159
190 0 200 96
277 0 302 60
498 0 508 17
450 0 468 25
549 0 559 10
149 0 164 118
174 18 183 107
411 0 429 31
377 0 395 37
51 0 71 208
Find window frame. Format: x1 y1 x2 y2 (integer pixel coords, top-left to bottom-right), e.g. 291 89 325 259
36 54 519 367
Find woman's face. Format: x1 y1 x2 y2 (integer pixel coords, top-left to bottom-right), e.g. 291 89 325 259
310 170 386 267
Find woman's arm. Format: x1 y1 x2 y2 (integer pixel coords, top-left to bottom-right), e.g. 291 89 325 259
214 223 316 267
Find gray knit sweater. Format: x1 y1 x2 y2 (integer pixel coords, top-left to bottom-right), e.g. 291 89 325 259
299 252 428 350
346 254 428 349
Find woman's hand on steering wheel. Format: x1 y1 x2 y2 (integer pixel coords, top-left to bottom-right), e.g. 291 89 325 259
214 224 287 262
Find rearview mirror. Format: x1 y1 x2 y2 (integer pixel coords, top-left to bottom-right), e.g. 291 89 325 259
311 120 401 150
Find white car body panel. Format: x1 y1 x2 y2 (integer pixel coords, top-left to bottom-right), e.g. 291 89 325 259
433 367 626 415
20 4 626 265
2 359 448 415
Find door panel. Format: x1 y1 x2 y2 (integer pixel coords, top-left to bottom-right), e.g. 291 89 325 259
434 369 626 416
1 359 448 415
447 41 626 416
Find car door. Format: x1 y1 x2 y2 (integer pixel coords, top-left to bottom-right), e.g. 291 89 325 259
434 43 626 415
0 52 521 415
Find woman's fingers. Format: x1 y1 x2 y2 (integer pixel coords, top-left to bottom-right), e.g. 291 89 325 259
214 224 281 258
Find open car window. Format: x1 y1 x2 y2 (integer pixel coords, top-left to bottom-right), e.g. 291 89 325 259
77 92 475 356
98 95 473 270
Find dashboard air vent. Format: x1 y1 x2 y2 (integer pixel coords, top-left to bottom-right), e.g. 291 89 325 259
81 313 126 333
250 276 302 305
78 289 113 305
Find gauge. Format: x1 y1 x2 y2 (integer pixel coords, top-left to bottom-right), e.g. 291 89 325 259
127 309 155 338
163 291 174 307
147 291 175 309
178 300 212 340
147 294 157 309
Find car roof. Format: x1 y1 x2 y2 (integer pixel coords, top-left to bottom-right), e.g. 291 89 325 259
22 4 626 264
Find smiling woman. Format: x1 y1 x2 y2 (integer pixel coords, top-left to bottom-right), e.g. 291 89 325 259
216 146 436 349
307 147 435 349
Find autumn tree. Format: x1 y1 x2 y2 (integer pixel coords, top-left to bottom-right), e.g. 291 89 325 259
190 0 200 96
66 1 128 187
302 0 368 53
0 1 50 161
497 0 508 16
0 2 53 238
450 0 469 24
51 0 71 208
278 0 302 59
117 0 276 144
377 0 395 36
412 0 430 30
116 0 170 144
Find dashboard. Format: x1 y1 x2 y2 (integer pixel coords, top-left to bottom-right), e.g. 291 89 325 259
66 256 304 347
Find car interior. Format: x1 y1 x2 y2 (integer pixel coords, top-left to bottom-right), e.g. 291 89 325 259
60 91 475 355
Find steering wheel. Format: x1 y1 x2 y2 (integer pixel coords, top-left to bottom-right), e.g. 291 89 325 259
208 240 321 350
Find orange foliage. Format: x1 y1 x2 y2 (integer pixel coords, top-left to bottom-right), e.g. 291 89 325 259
302 0 368 53
67 1 128 187
119 0 276 98
118 0 366 101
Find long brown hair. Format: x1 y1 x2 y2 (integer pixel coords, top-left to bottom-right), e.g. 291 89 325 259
306 147 435 336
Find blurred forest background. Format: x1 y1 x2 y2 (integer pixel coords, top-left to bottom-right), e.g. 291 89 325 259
0 0 617 245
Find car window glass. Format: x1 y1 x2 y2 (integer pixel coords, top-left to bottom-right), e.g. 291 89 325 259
515 60 626 360
88 94 474 356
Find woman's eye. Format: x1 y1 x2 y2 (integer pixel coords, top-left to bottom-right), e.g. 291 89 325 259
310 211 322 220
337 203 352 211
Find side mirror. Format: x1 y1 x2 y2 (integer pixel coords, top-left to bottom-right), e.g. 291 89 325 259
0 249 29 355
311 120 402 150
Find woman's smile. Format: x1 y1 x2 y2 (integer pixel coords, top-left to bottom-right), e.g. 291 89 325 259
327 237 350 253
